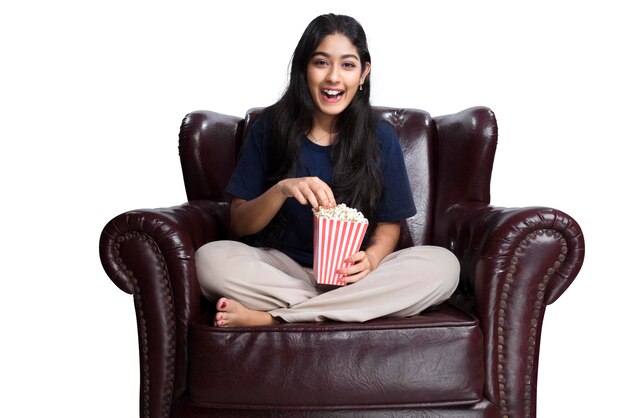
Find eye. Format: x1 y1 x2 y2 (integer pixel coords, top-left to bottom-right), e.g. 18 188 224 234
312 59 329 67
342 62 357 69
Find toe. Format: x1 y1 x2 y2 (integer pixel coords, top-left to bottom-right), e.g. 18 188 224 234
216 297 229 311
214 312 227 327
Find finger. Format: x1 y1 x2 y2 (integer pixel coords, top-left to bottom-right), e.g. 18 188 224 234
322 187 336 208
338 261 367 277
343 269 369 284
309 180 331 208
314 189 332 209
324 187 337 208
345 251 366 264
301 187 320 209
311 178 336 208
291 189 309 206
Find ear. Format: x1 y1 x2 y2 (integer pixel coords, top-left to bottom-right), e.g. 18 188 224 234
360 62 371 84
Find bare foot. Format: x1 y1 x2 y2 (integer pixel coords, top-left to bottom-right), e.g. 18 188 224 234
214 297 279 328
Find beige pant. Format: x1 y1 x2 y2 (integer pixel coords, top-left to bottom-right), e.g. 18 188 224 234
195 240 459 323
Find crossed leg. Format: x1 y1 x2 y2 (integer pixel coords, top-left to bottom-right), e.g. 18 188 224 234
195 240 460 327
195 240 318 328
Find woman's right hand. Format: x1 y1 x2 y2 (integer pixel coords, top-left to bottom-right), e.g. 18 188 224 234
277 177 336 210
230 177 335 236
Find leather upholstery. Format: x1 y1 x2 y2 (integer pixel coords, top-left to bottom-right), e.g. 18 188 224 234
99 106 585 418
189 303 483 409
171 399 500 418
376 107 435 248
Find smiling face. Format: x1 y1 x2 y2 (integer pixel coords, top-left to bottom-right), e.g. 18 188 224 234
306 33 371 124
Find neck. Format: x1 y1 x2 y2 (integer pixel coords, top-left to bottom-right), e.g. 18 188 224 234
307 128 335 146
311 111 336 134
308 111 338 145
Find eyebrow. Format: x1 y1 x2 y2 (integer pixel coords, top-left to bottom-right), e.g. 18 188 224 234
311 51 360 61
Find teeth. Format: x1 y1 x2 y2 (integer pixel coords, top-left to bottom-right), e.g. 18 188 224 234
323 89 342 96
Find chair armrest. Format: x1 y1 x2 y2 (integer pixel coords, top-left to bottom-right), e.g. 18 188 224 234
99 199 229 417
100 200 229 294
446 203 584 304
443 202 585 416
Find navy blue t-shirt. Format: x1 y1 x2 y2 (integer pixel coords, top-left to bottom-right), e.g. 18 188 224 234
226 115 417 266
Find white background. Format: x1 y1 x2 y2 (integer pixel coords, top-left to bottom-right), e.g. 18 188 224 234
1 1 623 416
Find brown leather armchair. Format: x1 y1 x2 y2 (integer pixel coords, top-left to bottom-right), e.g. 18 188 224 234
99 106 585 418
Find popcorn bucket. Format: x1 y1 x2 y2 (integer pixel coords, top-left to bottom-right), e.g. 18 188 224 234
313 214 368 286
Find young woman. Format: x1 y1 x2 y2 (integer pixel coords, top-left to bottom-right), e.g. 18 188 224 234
195 13 459 327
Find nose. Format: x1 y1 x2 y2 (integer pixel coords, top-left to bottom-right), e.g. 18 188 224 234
325 63 340 83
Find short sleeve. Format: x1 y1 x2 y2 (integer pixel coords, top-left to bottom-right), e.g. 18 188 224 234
376 122 417 222
226 116 269 201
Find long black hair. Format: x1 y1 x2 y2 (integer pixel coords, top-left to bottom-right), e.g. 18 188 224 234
264 13 383 223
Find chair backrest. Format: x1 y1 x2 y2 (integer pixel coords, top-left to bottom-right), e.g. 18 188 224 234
178 106 496 248
374 107 435 247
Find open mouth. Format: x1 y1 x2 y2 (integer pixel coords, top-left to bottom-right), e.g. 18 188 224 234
321 89 344 100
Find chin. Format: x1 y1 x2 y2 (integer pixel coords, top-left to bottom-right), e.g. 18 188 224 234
317 104 348 117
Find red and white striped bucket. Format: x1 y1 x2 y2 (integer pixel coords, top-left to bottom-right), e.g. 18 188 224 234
313 216 368 286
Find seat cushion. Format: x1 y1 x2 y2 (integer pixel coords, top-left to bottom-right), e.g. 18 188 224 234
188 303 484 410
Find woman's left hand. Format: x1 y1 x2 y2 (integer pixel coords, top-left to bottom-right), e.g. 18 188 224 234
338 251 379 285
337 222 400 285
